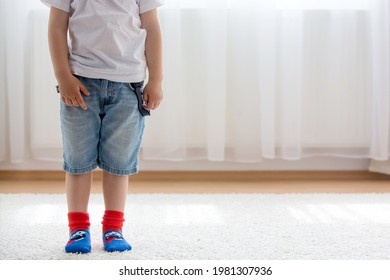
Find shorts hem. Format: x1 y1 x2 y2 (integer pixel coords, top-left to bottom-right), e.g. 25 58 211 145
63 162 98 175
98 162 139 176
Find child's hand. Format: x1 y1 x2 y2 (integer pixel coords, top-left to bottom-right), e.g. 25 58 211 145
142 81 163 110
58 74 90 110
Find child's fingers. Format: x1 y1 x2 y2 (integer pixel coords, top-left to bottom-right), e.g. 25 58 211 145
75 95 88 110
154 101 161 109
143 92 150 103
142 94 153 109
79 83 90 96
62 94 87 110
144 100 159 110
65 98 74 107
143 103 153 110
143 96 162 110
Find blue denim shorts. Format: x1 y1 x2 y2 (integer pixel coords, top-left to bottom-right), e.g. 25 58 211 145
60 75 145 176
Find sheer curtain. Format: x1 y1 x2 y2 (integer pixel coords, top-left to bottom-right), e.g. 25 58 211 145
143 0 390 162
0 0 389 168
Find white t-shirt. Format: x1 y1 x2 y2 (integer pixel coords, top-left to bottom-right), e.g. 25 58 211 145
42 0 163 82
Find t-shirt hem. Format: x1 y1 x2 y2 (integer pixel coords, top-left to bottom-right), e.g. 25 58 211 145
72 69 146 83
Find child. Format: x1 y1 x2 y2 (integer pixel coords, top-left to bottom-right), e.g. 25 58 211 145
42 0 163 253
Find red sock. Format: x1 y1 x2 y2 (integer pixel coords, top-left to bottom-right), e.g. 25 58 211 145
102 210 125 233
68 212 90 232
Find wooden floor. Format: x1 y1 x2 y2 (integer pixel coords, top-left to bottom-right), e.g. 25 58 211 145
0 171 390 194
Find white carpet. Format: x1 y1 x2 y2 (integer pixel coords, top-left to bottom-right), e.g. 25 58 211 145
1 193 390 260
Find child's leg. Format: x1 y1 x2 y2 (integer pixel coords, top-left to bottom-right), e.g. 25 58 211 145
66 172 93 212
102 172 128 212
64 172 93 253
97 81 145 252
101 171 131 252
59 76 102 253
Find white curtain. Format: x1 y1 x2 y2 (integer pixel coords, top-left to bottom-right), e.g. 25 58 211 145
0 0 389 167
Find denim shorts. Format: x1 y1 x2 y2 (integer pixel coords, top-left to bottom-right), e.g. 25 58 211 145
60 75 145 176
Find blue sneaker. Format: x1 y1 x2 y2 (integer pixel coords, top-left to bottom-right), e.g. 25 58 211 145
65 230 91 254
103 230 132 252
